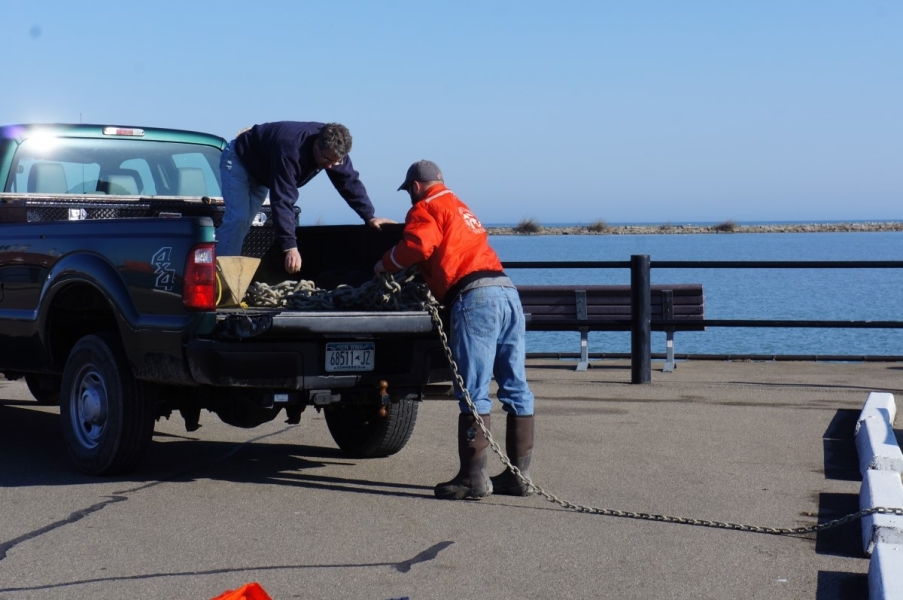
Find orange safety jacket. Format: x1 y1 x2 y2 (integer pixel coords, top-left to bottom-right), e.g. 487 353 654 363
379 184 504 303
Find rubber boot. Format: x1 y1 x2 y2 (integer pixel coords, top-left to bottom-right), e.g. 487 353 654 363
434 413 492 500
490 414 535 496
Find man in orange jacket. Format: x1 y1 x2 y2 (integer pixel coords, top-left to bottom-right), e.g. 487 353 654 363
375 160 535 500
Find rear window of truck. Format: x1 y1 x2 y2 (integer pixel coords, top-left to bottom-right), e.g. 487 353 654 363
5 137 222 197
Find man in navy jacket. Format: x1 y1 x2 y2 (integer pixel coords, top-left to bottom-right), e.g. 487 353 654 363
217 121 394 273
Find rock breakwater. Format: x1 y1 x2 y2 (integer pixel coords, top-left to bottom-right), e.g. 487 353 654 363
486 222 903 236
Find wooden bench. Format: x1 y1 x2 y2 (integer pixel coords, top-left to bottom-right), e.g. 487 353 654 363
518 284 705 371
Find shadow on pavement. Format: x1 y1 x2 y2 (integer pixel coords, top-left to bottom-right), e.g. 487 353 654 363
0 401 79 485
527 361 630 371
815 571 868 600
815 492 865 558
817 412 867 564
822 409 862 482
0 399 431 499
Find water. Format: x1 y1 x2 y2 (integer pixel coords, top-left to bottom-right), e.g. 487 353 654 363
489 231 903 357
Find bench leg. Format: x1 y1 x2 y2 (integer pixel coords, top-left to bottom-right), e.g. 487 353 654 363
576 329 589 371
662 330 675 373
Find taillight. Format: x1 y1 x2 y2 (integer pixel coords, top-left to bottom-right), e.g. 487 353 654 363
183 244 216 310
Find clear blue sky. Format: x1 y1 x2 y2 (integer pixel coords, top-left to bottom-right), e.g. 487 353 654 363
4 1 901 225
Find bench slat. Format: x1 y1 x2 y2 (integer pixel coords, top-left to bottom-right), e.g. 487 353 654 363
525 306 704 318
519 294 704 308
516 284 703 294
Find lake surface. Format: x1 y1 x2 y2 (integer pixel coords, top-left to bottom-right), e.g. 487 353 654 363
490 232 903 357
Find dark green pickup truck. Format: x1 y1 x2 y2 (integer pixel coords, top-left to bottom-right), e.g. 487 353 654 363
0 123 449 475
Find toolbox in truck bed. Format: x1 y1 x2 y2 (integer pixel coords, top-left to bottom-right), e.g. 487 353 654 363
0 194 298 259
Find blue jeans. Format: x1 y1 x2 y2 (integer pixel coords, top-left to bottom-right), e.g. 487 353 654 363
216 139 269 256
449 286 535 416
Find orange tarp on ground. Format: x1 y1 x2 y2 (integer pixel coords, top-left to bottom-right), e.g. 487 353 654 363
209 582 273 600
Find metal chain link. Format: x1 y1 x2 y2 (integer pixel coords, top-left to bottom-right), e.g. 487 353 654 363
249 271 903 535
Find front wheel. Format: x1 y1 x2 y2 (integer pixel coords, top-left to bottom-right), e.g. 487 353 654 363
325 399 418 458
60 333 156 475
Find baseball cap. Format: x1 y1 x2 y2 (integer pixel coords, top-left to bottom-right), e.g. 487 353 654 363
397 160 443 191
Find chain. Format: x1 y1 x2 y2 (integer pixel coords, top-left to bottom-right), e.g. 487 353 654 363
243 267 431 312
422 302 903 535
248 271 902 535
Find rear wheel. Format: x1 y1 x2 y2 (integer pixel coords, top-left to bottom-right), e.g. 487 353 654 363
60 333 156 475
325 399 418 458
25 374 61 405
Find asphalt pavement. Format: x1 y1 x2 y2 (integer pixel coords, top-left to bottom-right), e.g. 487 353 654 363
1 358 902 600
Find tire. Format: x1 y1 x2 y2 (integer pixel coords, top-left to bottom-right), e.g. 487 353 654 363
325 399 419 458
59 333 156 475
24 373 62 405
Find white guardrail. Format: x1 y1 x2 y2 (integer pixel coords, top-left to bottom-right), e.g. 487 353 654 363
855 392 903 599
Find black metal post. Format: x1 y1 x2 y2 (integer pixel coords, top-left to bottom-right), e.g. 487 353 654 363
631 254 651 383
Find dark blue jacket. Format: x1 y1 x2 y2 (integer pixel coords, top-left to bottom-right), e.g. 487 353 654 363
234 121 375 251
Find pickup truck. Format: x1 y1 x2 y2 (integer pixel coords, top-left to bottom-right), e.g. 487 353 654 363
0 123 450 475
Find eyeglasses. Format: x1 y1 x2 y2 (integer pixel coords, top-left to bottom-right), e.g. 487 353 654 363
316 144 344 167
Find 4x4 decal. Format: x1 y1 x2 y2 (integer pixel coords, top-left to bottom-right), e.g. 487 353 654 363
152 247 175 291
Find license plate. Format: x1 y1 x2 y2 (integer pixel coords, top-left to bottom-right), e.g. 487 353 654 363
325 342 375 372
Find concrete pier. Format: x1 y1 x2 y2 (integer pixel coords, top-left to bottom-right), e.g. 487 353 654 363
1 359 901 599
